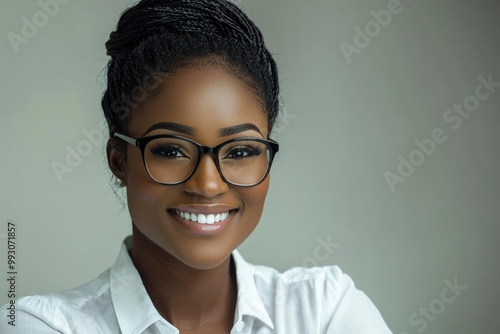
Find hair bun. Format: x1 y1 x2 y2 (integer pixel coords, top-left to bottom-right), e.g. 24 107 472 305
105 1 262 58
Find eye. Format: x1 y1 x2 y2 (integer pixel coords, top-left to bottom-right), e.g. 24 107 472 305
149 144 186 159
224 145 263 159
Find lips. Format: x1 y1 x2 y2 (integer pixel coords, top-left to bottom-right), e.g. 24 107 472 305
167 205 239 236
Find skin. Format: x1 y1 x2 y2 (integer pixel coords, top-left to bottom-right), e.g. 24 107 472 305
107 61 271 333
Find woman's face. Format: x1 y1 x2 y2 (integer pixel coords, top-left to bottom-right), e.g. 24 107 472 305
116 63 270 269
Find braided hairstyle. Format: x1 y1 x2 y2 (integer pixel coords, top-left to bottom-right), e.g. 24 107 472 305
101 0 280 160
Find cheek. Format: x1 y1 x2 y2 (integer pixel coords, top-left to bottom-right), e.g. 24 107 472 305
125 150 166 225
240 177 270 224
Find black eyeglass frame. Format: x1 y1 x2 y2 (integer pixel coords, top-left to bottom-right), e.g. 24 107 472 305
113 132 280 187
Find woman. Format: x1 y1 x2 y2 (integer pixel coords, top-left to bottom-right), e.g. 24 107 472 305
1 0 392 332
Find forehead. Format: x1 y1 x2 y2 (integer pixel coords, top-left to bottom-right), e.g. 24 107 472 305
128 64 268 140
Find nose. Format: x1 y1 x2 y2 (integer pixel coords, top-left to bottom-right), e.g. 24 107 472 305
183 153 229 198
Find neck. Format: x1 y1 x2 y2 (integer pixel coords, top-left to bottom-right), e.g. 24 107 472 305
130 225 237 331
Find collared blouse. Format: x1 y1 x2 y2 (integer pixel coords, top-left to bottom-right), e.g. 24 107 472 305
0 236 392 333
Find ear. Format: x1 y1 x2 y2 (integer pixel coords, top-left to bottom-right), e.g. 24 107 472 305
106 138 127 187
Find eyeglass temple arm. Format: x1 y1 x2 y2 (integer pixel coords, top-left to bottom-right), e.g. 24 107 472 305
114 133 138 146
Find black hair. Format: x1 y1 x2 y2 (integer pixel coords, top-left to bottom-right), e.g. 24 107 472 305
101 0 280 160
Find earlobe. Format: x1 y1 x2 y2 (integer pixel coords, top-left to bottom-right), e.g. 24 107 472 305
106 139 127 187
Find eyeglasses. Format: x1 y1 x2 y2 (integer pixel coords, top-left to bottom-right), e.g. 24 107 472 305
113 132 279 187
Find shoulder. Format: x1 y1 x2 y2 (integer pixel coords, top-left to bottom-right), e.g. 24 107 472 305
252 263 357 304
0 269 114 334
251 263 392 333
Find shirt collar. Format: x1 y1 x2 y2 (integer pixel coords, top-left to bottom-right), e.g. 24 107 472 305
110 236 274 333
110 236 172 334
232 249 274 330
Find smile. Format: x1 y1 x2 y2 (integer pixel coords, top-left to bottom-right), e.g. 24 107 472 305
173 210 231 225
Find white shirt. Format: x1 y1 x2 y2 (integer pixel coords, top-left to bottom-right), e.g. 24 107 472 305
1 236 392 333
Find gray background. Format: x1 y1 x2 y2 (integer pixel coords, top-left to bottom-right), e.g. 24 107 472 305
1 0 499 333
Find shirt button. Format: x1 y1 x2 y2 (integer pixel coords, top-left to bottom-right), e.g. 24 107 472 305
235 321 245 332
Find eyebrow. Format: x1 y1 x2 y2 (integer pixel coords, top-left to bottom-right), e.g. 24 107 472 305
142 122 264 137
219 123 264 137
142 122 195 136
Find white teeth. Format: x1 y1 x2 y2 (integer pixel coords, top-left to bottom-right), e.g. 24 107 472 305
175 210 231 224
197 214 207 224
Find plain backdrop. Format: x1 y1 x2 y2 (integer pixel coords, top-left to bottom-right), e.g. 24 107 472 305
1 1 499 333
